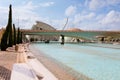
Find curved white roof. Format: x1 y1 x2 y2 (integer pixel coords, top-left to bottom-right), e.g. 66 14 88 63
32 21 56 30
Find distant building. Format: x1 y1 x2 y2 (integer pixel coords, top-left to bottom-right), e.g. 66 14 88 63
30 21 58 41
32 21 56 30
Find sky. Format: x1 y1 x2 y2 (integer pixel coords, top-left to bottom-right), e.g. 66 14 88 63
0 0 120 30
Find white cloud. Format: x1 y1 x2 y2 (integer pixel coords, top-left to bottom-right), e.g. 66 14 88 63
89 0 120 10
89 0 105 10
23 1 38 10
84 0 89 6
0 1 41 29
99 10 120 30
65 5 77 17
71 10 120 31
0 6 8 27
1 1 120 31
106 0 120 5
0 1 65 30
39 2 54 7
13 2 41 29
73 12 96 24
0 6 8 13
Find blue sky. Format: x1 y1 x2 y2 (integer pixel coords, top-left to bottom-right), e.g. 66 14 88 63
0 0 120 30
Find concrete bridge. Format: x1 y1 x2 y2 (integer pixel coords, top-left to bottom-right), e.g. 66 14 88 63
21 29 120 39
21 29 120 44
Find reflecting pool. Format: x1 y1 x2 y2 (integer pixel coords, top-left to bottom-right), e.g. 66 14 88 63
31 42 120 80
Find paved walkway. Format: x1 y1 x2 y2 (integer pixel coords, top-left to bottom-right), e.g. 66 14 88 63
11 63 39 80
27 58 58 80
0 51 17 80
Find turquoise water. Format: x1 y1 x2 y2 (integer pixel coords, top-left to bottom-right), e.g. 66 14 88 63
32 43 120 80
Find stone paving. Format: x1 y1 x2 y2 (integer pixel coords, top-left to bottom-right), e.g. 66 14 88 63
0 51 17 80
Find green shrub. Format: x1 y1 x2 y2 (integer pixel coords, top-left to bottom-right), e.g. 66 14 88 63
13 24 16 45
17 27 20 44
1 4 13 50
